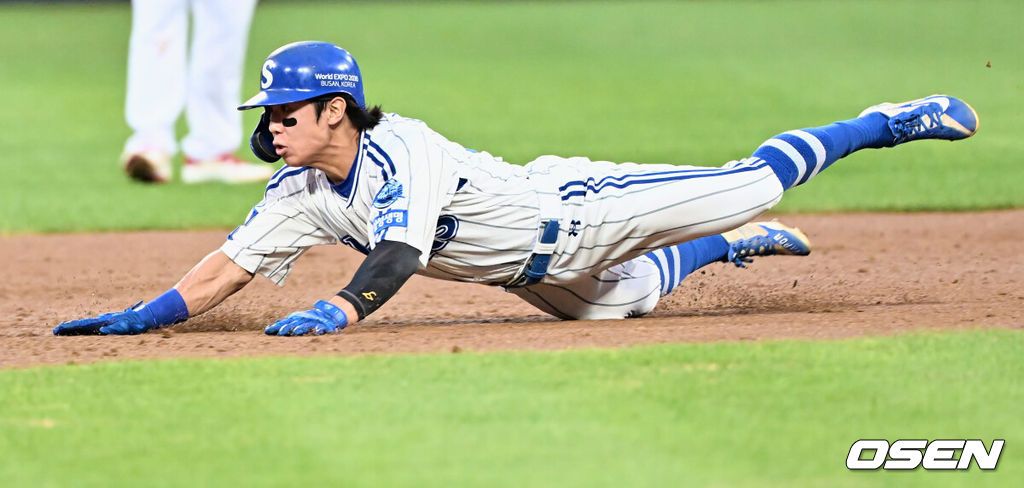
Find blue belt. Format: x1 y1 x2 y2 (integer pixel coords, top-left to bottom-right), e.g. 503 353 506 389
507 219 559 288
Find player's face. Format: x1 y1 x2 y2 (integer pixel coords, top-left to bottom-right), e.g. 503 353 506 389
265 101 328 166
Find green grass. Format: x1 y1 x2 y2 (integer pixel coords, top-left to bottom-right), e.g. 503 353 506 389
3 5 1018 486
1 0 1022 233
1 330 1021 487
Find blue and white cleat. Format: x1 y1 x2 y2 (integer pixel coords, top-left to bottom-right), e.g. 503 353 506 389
721 221 811 268
858 94 979 146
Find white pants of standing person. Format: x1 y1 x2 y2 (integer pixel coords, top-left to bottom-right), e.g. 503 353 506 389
121 0 273 184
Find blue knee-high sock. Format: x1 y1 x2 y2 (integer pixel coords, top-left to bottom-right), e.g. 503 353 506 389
753 112 892 189
644 235 730 296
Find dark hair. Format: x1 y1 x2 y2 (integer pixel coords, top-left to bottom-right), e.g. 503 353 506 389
312 93 383 130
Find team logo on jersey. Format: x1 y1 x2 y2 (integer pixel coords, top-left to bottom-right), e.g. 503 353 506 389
372 178 404 209
431 215 460 255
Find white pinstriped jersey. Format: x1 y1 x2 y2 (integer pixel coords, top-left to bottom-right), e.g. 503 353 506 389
220 112 785 320
221 113 542 286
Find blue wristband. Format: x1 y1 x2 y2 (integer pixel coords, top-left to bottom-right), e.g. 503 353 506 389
135 289 190 328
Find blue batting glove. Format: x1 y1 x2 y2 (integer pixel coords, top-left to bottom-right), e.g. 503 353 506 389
54 302 156 336
265 300 349 336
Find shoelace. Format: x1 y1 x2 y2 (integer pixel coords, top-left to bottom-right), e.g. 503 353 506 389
728 235 774 267
890 106 944 144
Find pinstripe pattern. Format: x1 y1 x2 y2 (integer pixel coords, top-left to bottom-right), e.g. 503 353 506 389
219 113 787 320
508 257 662 320
544 187 782 280
549 170 776 239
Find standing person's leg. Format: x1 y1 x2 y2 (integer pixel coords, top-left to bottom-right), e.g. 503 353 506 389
122 0 189 182
182 0 273 184
182 0 256 160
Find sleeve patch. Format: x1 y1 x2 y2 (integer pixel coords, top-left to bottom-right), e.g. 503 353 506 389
372 178 404 209
373 209 408 240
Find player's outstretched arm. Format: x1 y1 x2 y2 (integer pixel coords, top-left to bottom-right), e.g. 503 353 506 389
266 240 421 336
53 250 254 336
174 250 255 316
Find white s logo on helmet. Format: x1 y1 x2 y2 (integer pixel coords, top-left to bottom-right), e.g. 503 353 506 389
260 60 275 89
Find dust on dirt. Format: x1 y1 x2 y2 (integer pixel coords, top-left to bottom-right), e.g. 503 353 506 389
2 211 1022 368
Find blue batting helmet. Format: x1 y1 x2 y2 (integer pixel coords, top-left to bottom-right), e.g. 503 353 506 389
238 41 365 110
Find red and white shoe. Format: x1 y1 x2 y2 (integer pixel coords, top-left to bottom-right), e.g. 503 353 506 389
182 154 276 184
121 149 172 183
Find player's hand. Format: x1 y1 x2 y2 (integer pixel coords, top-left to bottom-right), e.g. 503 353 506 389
53 303 155 336
265 300 348 336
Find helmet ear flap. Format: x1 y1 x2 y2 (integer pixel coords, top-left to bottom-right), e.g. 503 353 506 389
250 111 280 163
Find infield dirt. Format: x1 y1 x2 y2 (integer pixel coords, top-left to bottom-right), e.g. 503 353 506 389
2 211 1022 368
